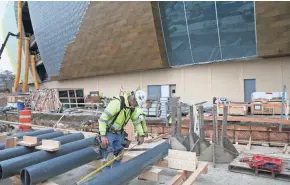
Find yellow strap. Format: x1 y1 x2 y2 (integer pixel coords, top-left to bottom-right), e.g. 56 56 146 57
77 144 138 184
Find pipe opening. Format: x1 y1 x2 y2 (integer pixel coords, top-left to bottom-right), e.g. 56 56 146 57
20 169 31 185
0 165 3 180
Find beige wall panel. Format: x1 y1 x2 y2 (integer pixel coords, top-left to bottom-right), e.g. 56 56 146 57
211 62 243 101
243 58 283 92
282 60 290 96
41 57 290 104
183 65 211 103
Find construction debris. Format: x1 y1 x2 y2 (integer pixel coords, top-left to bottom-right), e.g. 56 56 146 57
29 89 62 112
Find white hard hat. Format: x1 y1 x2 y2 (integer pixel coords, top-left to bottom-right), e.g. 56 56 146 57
135 90 147 107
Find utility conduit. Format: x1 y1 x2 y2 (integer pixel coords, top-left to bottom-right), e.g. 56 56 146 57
22 37 30 92
14 1 23 91
30 55 39 89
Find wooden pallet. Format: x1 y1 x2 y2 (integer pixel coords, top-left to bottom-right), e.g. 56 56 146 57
229 153 290 182
140 159 208 185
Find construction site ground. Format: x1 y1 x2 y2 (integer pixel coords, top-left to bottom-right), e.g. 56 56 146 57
4 142 287 185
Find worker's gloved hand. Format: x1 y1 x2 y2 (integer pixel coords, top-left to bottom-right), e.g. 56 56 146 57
101 136 109 148
137 136 145 145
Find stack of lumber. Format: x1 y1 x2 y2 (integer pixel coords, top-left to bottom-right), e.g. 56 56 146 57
139 149 208 185
218 104 247 116
7 95 27 103
29 89 62 112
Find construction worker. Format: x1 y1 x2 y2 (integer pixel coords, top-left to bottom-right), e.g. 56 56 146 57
132 107 148 137
98 90 147 170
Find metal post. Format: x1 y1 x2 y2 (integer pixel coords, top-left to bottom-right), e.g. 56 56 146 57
176 104 182 137
189 105 194 133
189 105 195 150
198 106 204 140
221 105 228 148
212 105 218 143
280 85 286 131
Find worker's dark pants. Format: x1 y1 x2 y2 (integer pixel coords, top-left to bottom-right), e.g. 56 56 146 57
102 132 123 171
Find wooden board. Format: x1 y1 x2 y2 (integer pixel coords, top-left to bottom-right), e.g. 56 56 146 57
204 116 290 125
182 161 208 185
167 150 198 172
168 150 196 161
5 137 17 149
36 140 60 152
138 166 163 181
167 170 186 185
18 136 38 147
0 134 6 142
168 158 197 172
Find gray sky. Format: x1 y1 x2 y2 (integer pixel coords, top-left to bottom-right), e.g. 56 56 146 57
0 1 13 72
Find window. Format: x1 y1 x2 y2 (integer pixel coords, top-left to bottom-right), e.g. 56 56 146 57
148 85 161 101
159 1 256 66
58 89 85 108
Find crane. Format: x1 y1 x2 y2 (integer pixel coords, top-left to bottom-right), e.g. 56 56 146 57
0 32 19 60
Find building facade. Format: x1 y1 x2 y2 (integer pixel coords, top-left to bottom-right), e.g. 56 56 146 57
2 1 290 104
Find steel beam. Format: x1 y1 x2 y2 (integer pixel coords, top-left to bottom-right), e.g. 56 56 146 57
21 147 102 185
0 133 84 162
0 137 95 179
82 141 169 185
0 129 54 150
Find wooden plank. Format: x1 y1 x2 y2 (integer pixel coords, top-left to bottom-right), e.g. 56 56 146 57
36 140 60 152
144 133 169 143
0 134 6 142
182 162 208 185
168 158 197 172
168 150 196 161
167 170 186 185
204 115 290 125
155 160 168 168
138 166 162 182
18 136 38 147
5 137 17 149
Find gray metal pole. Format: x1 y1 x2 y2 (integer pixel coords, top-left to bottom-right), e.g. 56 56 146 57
21 147 102 185
0 137 95 179
176 105 182 137
220 106 228 148
0 129 54 150
280 85 287 131
0 133 84 162
198 106 204 140
82 141 169 185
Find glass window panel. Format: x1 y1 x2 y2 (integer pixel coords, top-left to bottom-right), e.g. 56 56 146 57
69 90 76 97
59 90 68 98
191 47 221 64
76 90 84 97
77 99 85 107
217 1 256 59
185 1 221 63
70 99 76 108
159 1 192 66
168 50 192 66
148 85 161 101
160 2 186 18
60 99 69 108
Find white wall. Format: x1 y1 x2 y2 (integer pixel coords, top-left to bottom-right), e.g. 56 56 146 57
41 56 290 104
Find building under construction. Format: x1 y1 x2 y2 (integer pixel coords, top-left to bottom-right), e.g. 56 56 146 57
1 1 290 104
1 1 290 185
